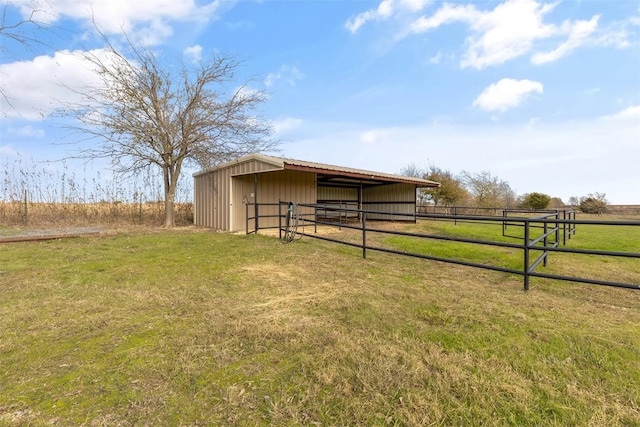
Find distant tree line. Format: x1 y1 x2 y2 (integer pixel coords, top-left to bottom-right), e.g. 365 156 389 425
401 164 609 213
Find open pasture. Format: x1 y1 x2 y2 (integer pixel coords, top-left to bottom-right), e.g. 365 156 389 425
1 221 639 426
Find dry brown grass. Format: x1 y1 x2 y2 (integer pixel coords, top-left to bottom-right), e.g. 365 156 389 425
0 201 193 227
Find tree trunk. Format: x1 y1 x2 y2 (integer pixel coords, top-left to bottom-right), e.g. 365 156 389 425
163 166 175 227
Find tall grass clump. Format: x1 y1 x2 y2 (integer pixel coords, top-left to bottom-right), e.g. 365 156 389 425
0 156 193 226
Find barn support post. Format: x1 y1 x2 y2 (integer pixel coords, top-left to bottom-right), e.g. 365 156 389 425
414 187 418 223
253 173 258 234
278 199 282 240
362 211 367 259
359 183 363 224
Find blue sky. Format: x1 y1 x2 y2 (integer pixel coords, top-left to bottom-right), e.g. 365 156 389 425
1 0 639 204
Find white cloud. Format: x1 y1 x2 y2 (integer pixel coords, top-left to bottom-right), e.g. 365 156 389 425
410 0 559 69
410 3 478 33
345 0 395 33
593 14 640 49
473 78 543 112
183 44 203 63
400 0 432 12
272 117 303 135
264 65 304 88
601 105 640 121
348 0 635 67
233 85 262 101
350 0 625 69
532 15 600 64
0 49 113 120
345 0 431 33
359 129 387 144
6 0 224 45
264 72 280 88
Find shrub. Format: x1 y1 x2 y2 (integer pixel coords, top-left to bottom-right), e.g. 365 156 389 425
520 192 551 210
579 193 608 214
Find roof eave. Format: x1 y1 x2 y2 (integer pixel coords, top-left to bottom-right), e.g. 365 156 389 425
192 153 284 177
283 162 439 187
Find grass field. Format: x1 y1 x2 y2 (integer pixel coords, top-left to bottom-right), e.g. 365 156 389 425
0 201 193 227
1 221 639 426
380 216 640 287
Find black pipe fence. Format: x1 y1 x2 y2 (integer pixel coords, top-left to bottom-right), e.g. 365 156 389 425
502 208 577 246
246 202 640 291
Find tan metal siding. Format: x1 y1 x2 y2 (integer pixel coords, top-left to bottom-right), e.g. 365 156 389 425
194 172 220 228
318 186 358 202
363 183 416 220
193 158 284 231
249 170 316 232
231 175 255 232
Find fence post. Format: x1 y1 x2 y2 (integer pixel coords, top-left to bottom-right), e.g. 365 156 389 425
246 201 249 235
254 201 258 234
454 206 457 226
502 210 506 237
279 200 282 239
23 189 28 226
139 194 143 225
554 212 559 248
362 211 367 259
543 220 548 267
523 219 530 291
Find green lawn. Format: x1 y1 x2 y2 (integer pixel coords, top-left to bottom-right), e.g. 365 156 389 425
1 226 639 426
380 217 640 288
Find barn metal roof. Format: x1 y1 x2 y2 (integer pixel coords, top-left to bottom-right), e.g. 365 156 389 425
193 153 440 188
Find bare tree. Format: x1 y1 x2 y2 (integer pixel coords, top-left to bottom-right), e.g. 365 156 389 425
460 170 516 208
1 1 54 114
66 37 276 226
424 165 469 207
0 1 50 50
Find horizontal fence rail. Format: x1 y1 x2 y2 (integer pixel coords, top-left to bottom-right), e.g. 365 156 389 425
245 202 640 291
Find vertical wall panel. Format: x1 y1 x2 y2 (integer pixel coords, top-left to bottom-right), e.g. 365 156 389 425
364 183 416 220
317 186 358 202
251 170 316 232
193 158 282 231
